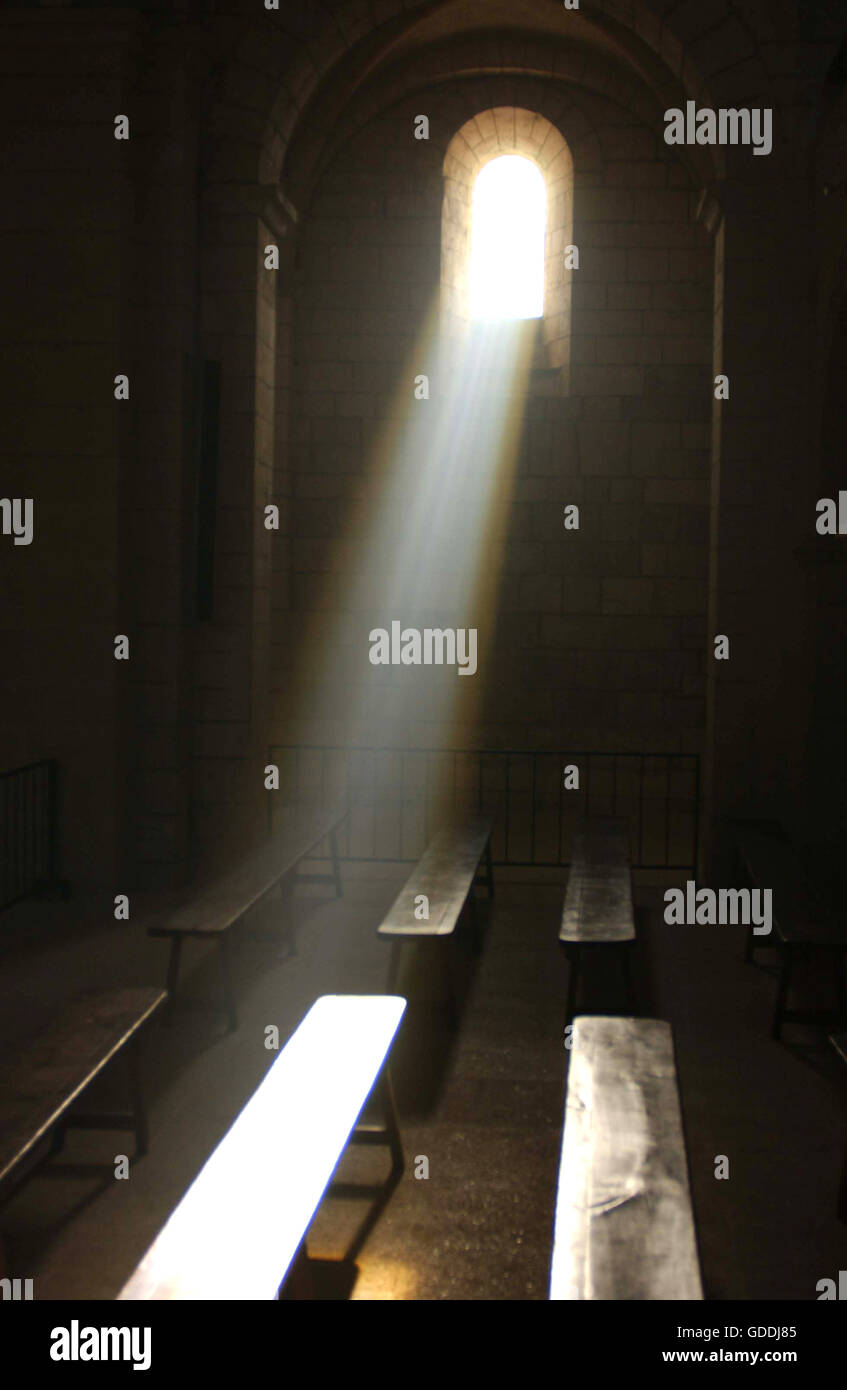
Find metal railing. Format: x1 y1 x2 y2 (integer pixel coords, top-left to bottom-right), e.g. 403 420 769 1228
0 759 59 911
267 745 699 870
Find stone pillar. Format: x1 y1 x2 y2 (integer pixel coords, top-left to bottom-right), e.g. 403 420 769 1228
190 179 294 868
704 160 816 877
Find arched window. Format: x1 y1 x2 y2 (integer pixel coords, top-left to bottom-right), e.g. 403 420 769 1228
441 108 574 377
469 156 546 321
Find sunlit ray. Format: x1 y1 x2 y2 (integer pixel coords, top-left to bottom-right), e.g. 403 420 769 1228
273 249 542 829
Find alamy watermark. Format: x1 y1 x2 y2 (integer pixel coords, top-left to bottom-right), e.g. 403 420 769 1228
50 1321 151 1371
368 622 477 676
663 102 772 156
0 498 33 546
1 1277 33 1300
663 881 772 934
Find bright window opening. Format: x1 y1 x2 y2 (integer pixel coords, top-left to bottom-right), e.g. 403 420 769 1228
469 155 546 322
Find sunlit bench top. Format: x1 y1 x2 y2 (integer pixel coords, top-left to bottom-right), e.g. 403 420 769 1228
118 994 406 1301
550 1015 702 1301
559 817 635 945
377 816 493 940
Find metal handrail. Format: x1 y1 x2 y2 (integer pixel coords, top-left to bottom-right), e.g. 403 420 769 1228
266 745 699 871
0 757 59 911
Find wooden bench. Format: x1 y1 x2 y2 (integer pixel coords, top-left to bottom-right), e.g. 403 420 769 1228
550 1015 703 1300
376 815 494 1012
559 817 637 1023
736 829 847 1039
148 802 348 1031
117 994 406 1300
0 987 166 1269
830 1031 847 1223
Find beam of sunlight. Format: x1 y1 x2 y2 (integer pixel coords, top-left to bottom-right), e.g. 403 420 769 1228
273 307 537 830
469 156 546 322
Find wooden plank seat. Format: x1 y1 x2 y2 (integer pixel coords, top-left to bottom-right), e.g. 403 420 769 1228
830 1032 847 1223
148 801 348 1032
376 815 494 1014
550 1015 703 1301
0 987 166 1241
735 829 847 1039
117 994 406 1301
559 817 637 1023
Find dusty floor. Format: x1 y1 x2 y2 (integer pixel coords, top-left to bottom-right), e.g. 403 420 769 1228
1 861 846 1300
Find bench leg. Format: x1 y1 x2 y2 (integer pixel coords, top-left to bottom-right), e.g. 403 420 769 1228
163 936 183 1025
218 934 238 1032
375 1067 404 1181
565 945 581 1025
621 942 638 1015
443 941 460 1026
735 844 754 964
330 829 343 899
772 947 793 1041
386 941 402 993
48 1123 67 1158
339 1066 405 1264
835 949 846 1024
127 1039 149 1158
838 1133 847 1224
278 1239 316 1300
467 890 484 955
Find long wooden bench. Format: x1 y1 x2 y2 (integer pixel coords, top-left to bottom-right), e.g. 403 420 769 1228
117 994 406 1300
550 1015 702 1300
0 987 166 1270
559 817 637 1023
376 815 494 1012
736 829 847 1039
148 802 348 1031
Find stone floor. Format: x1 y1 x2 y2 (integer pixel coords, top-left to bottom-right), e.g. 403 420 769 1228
0 862 845 1300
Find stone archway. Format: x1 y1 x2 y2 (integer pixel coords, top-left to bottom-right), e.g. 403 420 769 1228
191 0 790 872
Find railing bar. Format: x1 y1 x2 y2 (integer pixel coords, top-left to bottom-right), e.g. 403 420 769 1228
693 753 700 876
1 777 6 903
21 771 27 897
16 770 23 899
504 754 511 865
586 754 591 823
29 767 36 890
17 774 23 900
40 764 47 883
6 774 12 902
639 753 645 866
20 769 27 896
